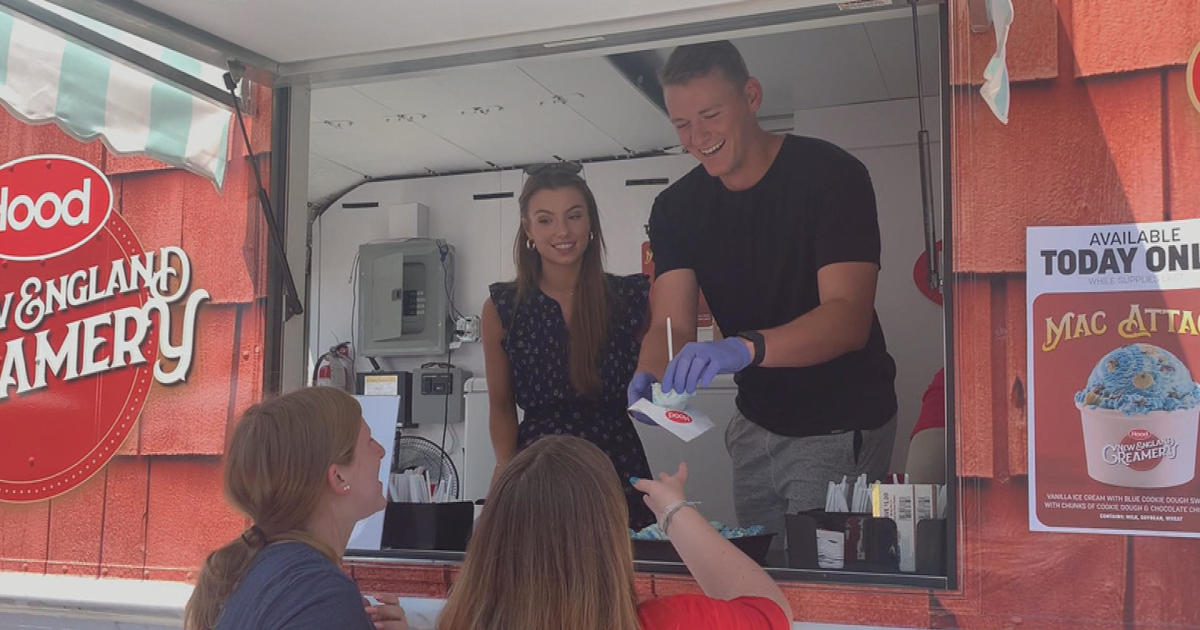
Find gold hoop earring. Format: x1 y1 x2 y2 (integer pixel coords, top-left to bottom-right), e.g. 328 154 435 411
526 238 536 250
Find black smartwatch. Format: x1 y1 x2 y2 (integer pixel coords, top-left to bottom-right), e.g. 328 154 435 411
736 330 766 367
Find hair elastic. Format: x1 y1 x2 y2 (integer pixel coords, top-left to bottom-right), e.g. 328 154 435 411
241 525 267 548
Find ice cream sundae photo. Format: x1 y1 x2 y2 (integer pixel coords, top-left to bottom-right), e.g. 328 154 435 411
1076 343 1200 487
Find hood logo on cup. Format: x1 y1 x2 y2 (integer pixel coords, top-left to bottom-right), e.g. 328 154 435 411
1102 429 1179 471
665 410 693 424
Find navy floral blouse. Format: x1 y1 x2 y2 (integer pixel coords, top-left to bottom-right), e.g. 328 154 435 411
489 273 655 528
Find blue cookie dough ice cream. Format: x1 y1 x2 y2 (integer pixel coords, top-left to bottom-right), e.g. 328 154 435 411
1075 343 1200 488
652 382 692 410
1075 344 1200 415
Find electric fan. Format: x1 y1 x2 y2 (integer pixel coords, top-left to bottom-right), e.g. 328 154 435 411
392 435 459 500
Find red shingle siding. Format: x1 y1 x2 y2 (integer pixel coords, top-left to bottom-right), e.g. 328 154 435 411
138 305 239 455
180 152 263 305
952 71 1165 272
104 154 173 178
973 481 1126 625
1069 0 1200 77
634 574 655 603
647 574 704 599
950 0 1059 87
937 480 1128 629
1003 276 1028 477
45 469 106 577
1167 68 1200 219
247 83 274 158
0 115 104 165
99 457 150 580
1132 537 1200 626
944 2 1199 628
0 499 49 573
118 170 187 252
953 276 998 478
231 302 266 425
143 458 244 580
352 565 449 599
778 588 930 628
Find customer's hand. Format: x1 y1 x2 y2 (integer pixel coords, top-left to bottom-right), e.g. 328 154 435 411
626 371 658 426
363 594 409 630
631 462 688 521
662 338 752 395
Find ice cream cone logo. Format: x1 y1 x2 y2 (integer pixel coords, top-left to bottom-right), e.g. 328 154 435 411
665 410 693 424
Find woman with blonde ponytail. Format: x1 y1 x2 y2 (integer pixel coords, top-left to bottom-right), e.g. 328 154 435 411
483 165 655 528
439 435 792 630
184 387 408 630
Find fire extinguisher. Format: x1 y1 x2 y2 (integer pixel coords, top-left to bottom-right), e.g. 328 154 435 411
313 342 356 394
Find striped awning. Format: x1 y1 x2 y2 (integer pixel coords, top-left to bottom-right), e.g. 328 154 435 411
0 3 232 187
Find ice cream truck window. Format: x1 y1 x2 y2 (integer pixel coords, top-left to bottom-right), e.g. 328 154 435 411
7 0 1199 626
298 1 954 587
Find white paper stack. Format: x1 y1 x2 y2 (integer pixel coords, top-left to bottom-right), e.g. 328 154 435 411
851 474 871 513
390 468 432 503
815 529 845 569
825 476 849 512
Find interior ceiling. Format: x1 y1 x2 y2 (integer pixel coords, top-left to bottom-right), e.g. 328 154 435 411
123 0 766 64
308 12 941 206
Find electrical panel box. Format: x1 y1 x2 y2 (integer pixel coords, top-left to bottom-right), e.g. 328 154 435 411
412 365 471 424
357 239 452 357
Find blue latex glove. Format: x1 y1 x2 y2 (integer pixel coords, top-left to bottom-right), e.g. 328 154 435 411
627 371 658 426
662 337 752 395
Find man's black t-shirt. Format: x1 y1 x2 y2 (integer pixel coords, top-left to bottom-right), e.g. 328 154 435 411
649 134 897 437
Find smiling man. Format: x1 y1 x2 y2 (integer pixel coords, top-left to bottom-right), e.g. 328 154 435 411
629 41 898 552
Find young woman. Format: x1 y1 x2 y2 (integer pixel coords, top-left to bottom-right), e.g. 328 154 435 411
184 387 408 630
483 166 655 528
438 435 793 630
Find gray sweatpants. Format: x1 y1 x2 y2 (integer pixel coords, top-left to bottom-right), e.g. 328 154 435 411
724 411 897 551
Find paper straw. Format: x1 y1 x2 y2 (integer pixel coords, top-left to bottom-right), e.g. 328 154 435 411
666 316 674 360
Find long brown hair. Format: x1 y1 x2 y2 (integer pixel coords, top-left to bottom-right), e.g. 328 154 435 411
514 169 610 397
184 387 362 630
438 435 641 630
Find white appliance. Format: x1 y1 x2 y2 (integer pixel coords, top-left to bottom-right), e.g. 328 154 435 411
347 395 401 551
462 375 740 527
461 377 514 502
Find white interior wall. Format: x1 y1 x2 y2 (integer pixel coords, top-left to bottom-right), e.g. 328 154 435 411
310 95 944 481
310 169 522 476
793 96 946 469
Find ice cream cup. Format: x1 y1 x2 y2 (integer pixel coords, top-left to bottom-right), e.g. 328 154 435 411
651 382 693 411
1077 402 1199 488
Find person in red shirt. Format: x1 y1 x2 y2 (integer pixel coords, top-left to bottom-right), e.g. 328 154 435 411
437 435 792 630
904 368 946 484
